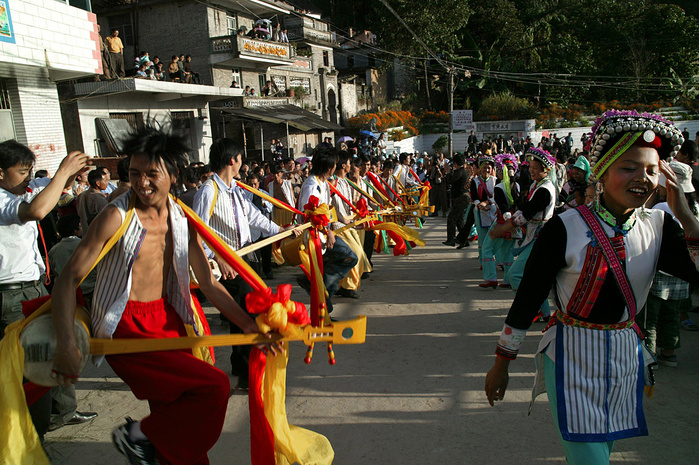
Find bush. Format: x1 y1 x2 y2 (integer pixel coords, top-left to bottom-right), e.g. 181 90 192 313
432 135 448 151
476 92 537 121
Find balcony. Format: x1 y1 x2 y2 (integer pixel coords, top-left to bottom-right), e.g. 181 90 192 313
210 35 294 68
284 17 336 45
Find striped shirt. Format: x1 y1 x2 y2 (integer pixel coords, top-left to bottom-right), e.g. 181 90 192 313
194 174 279 258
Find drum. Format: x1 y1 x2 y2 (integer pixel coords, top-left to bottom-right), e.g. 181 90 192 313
279 231 306 266
21 307 92 387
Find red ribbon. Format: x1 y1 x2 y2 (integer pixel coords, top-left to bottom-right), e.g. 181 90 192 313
366 172 395 204
304 196 330 229
246 284 310 327
328 180 360 215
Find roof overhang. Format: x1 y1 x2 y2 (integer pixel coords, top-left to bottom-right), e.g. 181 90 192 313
214 104 342 131
72 78 245 101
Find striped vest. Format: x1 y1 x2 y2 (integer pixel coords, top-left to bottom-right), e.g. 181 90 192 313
201 178 244 250
91 191 195 341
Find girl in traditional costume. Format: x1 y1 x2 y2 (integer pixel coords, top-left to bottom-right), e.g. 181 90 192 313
478 154 521 288
485 110 699 465
492 147 557 317
470 155 497 262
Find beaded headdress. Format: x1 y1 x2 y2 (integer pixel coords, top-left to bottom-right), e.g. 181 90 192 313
477 154 495 168
586 109 684 179
525 147 556 171
495 153 519 171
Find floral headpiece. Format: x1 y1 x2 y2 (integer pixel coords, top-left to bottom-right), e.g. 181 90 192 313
495 153 519 171
477 154 496 168
525 147 555 171
586 109 684 179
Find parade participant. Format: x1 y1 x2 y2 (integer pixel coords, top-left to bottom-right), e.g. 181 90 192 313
379 160 396 203
51 126 277 465
268 161 296 227
485 110 699 465
331 151 371 298
561 155 591 210
478 154 520 288
0 141 89 441
491 147 557 317
442 154 469 247
392 152 418 194
194 138 282 390
467 155 497 262
352 156 376 272
638 160 699 366
296 146 358 315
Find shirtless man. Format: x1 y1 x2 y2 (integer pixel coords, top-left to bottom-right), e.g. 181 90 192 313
51 125 275 465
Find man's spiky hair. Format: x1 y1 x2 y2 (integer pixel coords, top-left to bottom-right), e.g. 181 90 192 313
119 119 190 186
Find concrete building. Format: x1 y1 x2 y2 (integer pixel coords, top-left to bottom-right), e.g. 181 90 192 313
0 0 101 173
94 0 344 157
59 78 244 162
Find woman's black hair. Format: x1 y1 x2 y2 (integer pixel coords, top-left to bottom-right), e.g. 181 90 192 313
119 120 190 187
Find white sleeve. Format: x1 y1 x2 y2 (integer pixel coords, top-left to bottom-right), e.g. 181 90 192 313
193 184 215 259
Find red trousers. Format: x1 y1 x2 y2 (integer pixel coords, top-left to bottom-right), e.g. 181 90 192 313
106 298 229 465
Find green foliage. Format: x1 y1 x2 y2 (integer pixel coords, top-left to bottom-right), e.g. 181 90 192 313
432 135 449 151
476 92 537 121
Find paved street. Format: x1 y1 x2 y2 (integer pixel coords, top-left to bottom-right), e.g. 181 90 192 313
45 217 699 464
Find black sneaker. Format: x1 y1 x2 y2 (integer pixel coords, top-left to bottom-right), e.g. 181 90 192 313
296 275 311 294
442 240 456 247
112 418 158 465
336 288 359 299
236 377 249 390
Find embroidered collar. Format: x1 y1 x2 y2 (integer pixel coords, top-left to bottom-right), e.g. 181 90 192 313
592 200 636 236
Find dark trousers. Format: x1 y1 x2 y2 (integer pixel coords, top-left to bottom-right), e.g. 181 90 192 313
363 229 375 268
456 205 476 244
298 236 358 313
108 52 124 77
430 184 448 215
323 237 358 311
446 195 469 241
220 275 254 380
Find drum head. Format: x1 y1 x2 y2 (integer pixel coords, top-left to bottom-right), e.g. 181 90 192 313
21 312 90 387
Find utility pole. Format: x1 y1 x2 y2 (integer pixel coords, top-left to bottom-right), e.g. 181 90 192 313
448 67 455 158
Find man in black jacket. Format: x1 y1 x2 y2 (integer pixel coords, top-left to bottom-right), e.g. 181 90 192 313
443 154 469 246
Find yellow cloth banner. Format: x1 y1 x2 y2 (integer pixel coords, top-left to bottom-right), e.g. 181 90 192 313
0 315 51 465
263 347 334 465
371 222 426 247
337 229 371 291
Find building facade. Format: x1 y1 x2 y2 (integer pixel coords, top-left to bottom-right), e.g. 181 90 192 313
94 0 343 157
0 0 100 173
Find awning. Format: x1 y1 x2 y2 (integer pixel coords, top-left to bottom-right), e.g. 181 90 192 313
213 104 343 131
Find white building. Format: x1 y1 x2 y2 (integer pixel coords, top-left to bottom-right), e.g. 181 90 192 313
0 0 101 173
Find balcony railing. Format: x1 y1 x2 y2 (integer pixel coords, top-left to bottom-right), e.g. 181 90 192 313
287 27 335 45
210 35 294 63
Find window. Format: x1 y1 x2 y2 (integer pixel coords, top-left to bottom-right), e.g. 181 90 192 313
226 12 237 36
231 68 241 86
0 81 10 110
109 112 142 130
258 74 267 96
271 75 286 92
108 14 134 47
323 51 329 67
0 81 15 143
